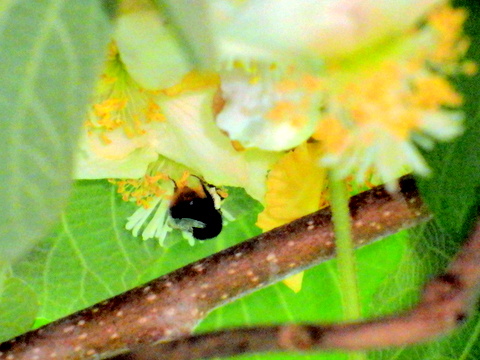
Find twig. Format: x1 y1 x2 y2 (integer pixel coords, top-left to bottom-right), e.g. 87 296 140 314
113 214 480 360
0 175 429 360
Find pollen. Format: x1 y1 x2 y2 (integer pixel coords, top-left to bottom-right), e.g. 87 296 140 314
110 156 214 245
313 116 349 154
411 75 463 109
216 65 324 151
93 98 127 131
312 4 475 184
162 71 220 97
428 6 469 65
265 74 323 128
110 172 168 209
86 42 166 144
265 101 308 128
146 100 166 122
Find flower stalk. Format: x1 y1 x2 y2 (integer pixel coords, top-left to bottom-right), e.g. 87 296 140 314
329 169 366 360
329 170 362 321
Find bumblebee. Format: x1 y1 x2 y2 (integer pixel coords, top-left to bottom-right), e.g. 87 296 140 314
168 178 225 240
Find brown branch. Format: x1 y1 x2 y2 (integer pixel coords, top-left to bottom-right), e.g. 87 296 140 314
113 214 480 360
0 175 429 360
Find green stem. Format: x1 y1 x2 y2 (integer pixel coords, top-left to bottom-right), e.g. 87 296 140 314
329 170 362 320
329 170 365 360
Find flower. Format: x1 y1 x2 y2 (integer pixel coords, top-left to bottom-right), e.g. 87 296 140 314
256 143 328 231
206 0 444 65
146 83 281 199
256 143 329 293
75 43 162 180
110 158 195 246
311 4 474 186
216 65 324 151
74 8 280 244
76 40 279 196
76 1 474 246
209 2 474 186
252 2 475 287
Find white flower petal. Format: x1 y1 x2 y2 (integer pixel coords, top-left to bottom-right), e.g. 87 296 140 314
74 131 158 179
146 89 280 201
114 7 191 89
401 141 431 177
210 0 443 62
216 68 322 151
421 111 464 140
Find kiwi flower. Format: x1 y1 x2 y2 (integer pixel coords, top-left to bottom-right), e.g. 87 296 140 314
74 2 280 245
75 0 474 249
312 5 475 186
252 3 475 235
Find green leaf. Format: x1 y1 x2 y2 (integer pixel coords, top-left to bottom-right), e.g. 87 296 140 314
12 180 165 322
4 5 480 360
12 181 261 323
387 224 480 360
407 3 480 358
10 182 480 360
196 232 415 360
417 109 480 239
0 1 111 264
417 0 480 241
0 275 38 342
